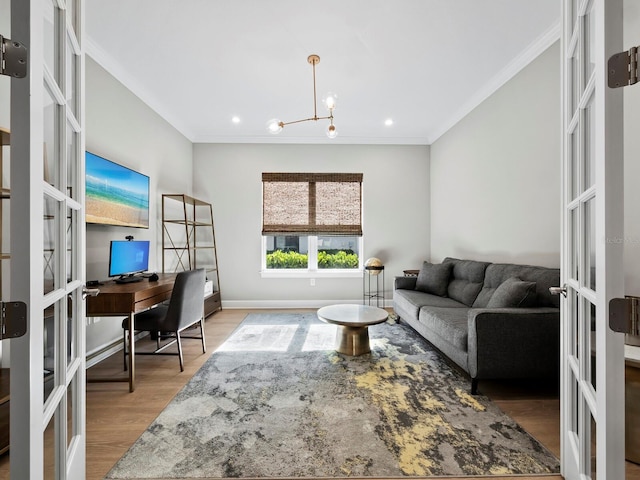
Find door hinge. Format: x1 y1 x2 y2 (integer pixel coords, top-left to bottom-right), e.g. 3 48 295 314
0 34 27 79
609 296 640 334
0 301 27 340
608 46 638 88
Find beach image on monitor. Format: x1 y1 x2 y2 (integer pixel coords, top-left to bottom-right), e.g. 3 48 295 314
85 151 150 228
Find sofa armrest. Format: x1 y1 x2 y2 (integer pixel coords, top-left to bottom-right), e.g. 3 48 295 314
467 307 560 380
394 276 417 290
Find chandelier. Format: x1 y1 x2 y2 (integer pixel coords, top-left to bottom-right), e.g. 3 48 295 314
266 54 338 139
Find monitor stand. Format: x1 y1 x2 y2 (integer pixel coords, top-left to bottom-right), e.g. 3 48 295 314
115 275 143 284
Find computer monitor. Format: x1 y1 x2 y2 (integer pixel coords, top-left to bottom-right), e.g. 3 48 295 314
108 240 150 283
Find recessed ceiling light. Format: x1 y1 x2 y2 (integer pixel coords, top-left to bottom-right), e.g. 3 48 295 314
232 116 241 124
384 118 394 126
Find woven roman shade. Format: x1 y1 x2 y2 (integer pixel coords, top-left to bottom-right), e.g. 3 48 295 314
262 173 363 236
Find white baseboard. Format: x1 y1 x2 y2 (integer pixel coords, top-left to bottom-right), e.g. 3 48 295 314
86 331 148 369
221 299 389 309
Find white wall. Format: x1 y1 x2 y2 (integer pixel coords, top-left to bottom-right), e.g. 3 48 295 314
85 57 193 354
192 143 430 307
429 42 561 268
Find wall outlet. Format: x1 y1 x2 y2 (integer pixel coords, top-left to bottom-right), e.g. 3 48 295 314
310 278 316 286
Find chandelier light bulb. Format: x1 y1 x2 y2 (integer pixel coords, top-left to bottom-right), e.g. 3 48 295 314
327 124 338 139
323 92 338 111
266 118 283 134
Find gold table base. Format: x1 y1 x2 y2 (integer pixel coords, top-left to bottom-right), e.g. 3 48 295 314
336 325 372 356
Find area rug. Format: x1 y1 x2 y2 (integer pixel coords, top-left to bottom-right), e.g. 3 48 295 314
106 312 559 479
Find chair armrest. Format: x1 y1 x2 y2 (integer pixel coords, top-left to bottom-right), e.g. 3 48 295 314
467 307 560 379
394 276 417 290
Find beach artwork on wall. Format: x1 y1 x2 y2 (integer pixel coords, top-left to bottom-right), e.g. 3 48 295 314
85 151 150 228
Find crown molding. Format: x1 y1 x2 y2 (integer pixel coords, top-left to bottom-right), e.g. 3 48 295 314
85 37 196 142
192 134 430 145
427 20 561 144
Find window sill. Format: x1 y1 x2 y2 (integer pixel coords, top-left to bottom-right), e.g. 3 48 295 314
260 269 363 279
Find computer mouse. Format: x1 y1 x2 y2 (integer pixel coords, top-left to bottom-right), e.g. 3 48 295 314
149 273 159 282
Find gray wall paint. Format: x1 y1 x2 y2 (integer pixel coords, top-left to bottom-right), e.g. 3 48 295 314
85 57 193 354
192 143 430 307
429 42 561 268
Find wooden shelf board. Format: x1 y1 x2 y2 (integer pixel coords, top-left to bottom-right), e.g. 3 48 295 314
162 194 210 206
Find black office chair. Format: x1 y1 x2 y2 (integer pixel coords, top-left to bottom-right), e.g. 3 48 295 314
122 268 207 372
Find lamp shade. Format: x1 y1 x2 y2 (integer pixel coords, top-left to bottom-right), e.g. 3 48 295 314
364 257 383 275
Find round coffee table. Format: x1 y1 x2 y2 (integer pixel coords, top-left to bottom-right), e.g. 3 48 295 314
317 304 389 356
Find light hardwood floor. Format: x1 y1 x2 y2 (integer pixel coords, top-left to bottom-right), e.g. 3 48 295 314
0 308 638 479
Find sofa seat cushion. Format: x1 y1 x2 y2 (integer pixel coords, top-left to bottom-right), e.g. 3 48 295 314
394 289 467 320
486 277 537 308
418 306 470 352
415 261 453 296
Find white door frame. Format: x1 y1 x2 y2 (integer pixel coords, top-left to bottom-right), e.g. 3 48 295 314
560 0 625 478
10 0 86 478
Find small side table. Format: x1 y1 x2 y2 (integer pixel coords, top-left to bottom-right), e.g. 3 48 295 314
363 265 385 307
403 269 419 277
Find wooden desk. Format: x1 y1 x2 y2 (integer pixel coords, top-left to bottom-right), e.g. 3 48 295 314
86 273 177 392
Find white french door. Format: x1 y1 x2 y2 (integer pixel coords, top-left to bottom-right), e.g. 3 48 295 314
9 0 86 478
561 0 625 479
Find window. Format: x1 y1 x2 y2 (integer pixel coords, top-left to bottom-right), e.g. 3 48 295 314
262 173 363 276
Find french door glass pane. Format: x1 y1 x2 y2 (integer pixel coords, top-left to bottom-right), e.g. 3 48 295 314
44 412 55 479
571 208 579 281
570 368 579 436
590 411 597 478
589 300 597 391
66 292 75 365
65 33 77 117
584 99 596 190
43 309 55 405
570 130 579 200
569 287 579 358
66 0 78 41
66 122 77 200
570 0 579 34
584 4 596 82
585 197 596 290
43 0 57 80
570 54 580 114
66 206 74 285
66 381 74 448
43 196 58 294
44 86 58 188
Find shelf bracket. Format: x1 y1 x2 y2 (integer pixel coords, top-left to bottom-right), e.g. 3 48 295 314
0 301 27 340
0 35 27 79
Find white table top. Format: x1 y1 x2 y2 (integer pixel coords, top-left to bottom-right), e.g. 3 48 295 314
317 304 388 327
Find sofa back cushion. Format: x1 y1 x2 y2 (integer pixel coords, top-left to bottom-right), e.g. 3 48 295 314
473 263 561 308
442 257 490 307
415 261 453 296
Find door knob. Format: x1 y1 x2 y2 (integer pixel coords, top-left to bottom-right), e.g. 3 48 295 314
82 287 100 300
549 285 567 297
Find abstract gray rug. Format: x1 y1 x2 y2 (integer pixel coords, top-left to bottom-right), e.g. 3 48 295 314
106 312 559 478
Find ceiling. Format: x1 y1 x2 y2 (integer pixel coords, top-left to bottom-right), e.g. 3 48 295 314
85 0 560 145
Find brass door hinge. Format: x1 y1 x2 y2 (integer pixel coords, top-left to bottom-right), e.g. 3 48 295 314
609 46 638 88
0 301 27 340
0 34 27 79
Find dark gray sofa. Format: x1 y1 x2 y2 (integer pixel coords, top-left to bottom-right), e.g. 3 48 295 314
393 257 560 394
